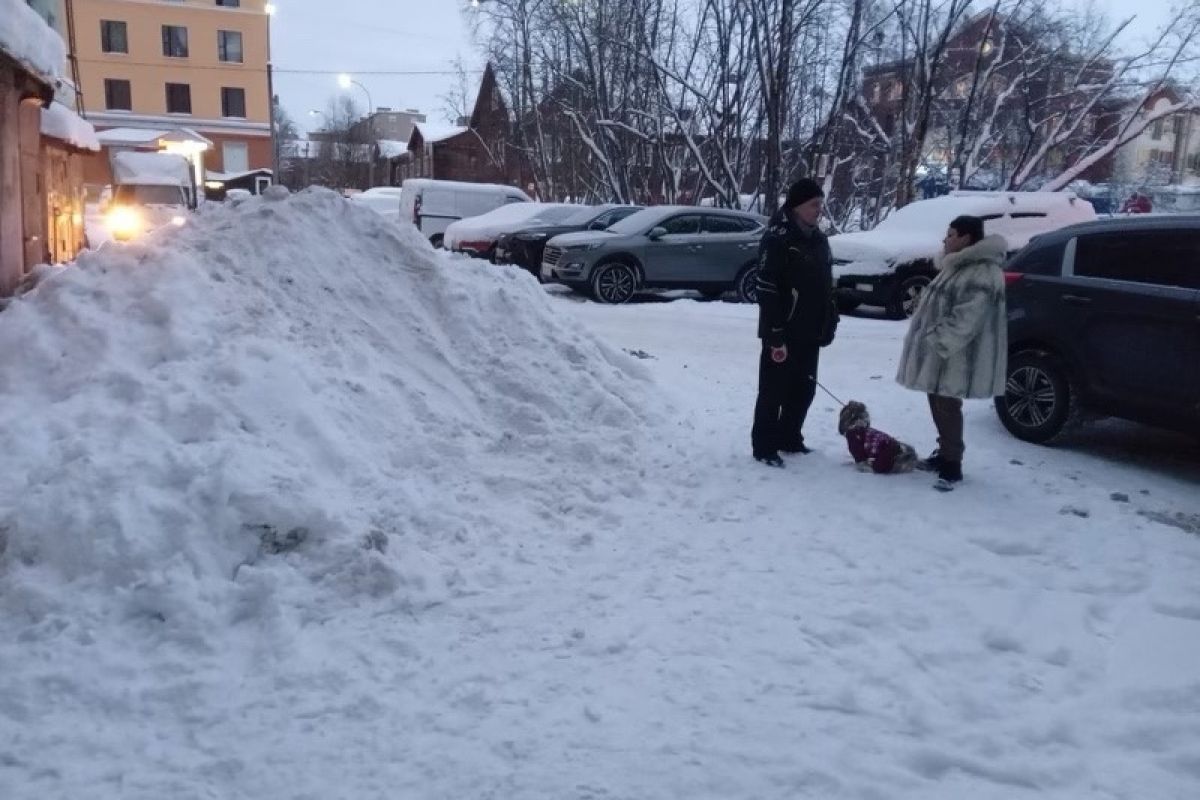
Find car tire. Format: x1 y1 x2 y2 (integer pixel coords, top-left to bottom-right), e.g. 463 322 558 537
735 263 759 304
995 350 1078 444
887 274 931 319
590 261 639 304
429 234 444 249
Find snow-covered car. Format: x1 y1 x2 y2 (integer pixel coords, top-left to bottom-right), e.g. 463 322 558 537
400 179 531 247
444 203 582 260
495 205 642 278
348 187 404 221
832 191 1097 318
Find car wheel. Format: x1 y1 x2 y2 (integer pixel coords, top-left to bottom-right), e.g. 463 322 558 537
590 261 638 304
735 263 759 303
887 275 930 319
995 350 1077 444
429 234 444 249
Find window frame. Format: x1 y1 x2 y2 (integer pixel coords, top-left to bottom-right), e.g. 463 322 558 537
659 214 703 235
100 20 128 54
162 25 189 58
104 78 132 111
165 82 192 114
221 86 247 118
217 30 243 63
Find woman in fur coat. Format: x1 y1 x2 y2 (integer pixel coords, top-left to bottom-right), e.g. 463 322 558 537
895 215 1008 490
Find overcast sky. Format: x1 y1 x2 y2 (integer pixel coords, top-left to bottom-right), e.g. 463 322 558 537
270 0 1177 137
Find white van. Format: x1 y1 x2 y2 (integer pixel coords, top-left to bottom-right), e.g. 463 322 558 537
399 179 532 247
832 191 1097 318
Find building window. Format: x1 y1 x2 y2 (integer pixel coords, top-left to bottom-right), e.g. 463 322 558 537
216 0 241 7
1151 118 1164 140
165 83 192 114
221 87 246 118
218 30 243 63
100 20 128 54
162 25 189 58
223 142 249 173
104 79 132 111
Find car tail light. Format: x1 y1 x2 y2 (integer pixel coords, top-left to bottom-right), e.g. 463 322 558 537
1003 271 1024 287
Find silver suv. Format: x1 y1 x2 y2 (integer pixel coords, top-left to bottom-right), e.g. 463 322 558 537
540 206 766 303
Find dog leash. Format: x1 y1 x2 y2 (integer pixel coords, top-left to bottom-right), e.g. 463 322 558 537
810 376 846 407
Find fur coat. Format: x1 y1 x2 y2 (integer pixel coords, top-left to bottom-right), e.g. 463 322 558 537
895 234 1008 399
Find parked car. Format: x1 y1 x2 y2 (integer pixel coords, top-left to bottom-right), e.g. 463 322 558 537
399 179 531 247
349 187 404 221
541 206 766 304
444 203 580 259
495 205 642 277
995 215 1200 443
833 191 1097 319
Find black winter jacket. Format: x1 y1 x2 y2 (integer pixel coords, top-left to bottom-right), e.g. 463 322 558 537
755 210 838 346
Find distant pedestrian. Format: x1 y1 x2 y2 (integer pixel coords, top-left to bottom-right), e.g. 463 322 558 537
751 179 839 467
895 215 1007 491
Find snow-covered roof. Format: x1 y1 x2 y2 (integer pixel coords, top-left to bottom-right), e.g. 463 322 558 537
377 139 408 159
207 168 273 182
0 0 65 86
96 127 212 147
413 124 469 145
40 101 100 151
111 151 192 186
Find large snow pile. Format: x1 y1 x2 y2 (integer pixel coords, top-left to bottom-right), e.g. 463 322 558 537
0 0 66 84
0 185 653 673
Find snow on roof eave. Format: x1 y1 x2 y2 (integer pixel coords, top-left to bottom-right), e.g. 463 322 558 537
0 0 66 88
415 125 470 145
207 168 274 182
40 101 101 152
96 127 171 146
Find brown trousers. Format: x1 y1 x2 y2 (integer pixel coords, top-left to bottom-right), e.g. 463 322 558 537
927 394 964 463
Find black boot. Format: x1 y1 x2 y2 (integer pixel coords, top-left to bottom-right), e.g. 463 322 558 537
933 460 962 492
916 449 943 472
755 451 785 468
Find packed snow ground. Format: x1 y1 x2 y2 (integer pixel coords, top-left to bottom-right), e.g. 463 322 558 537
2 191 1199 799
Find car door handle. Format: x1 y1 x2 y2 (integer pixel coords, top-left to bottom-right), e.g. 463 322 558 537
1061 294 1092 306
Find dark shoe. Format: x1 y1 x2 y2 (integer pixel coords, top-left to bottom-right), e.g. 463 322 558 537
778 438 812 454
933 461 962 492
916 449 943 472
754 452 786 468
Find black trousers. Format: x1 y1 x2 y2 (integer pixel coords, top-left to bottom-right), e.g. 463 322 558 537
752 341 820 456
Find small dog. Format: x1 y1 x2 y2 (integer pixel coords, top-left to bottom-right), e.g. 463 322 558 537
837 400 918 474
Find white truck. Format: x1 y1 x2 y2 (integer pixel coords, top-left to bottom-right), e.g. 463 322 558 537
105 151 197 241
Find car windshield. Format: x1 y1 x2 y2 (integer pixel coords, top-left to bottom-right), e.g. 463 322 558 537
606 208 670 235
530 206 586 225
115 184 185 206
560 206 608 226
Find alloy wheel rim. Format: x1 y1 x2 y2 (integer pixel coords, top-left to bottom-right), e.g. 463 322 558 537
599 267 634 302
1006 366 1058 428
741 270 758 302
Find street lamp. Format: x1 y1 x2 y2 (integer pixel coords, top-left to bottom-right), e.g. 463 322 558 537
337 73 373 115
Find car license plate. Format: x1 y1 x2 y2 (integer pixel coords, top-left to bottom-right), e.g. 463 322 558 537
855 283 873 293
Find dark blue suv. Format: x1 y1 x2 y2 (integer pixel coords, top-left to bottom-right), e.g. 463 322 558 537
997 216 1200 443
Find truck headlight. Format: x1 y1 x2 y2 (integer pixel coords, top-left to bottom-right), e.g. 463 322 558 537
106 206 143 239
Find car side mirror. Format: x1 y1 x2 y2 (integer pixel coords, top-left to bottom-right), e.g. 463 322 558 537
648 226 667 241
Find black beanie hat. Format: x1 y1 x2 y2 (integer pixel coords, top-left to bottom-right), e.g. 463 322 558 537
785 178 824 209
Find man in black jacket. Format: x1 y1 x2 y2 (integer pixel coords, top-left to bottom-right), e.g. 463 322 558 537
751 179 839 467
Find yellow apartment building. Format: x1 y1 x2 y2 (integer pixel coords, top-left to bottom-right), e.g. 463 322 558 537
67 0 273 187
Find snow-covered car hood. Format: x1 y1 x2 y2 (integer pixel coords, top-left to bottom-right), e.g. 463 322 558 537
829 230 939 277
443 203 563 250
546 231 617 248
